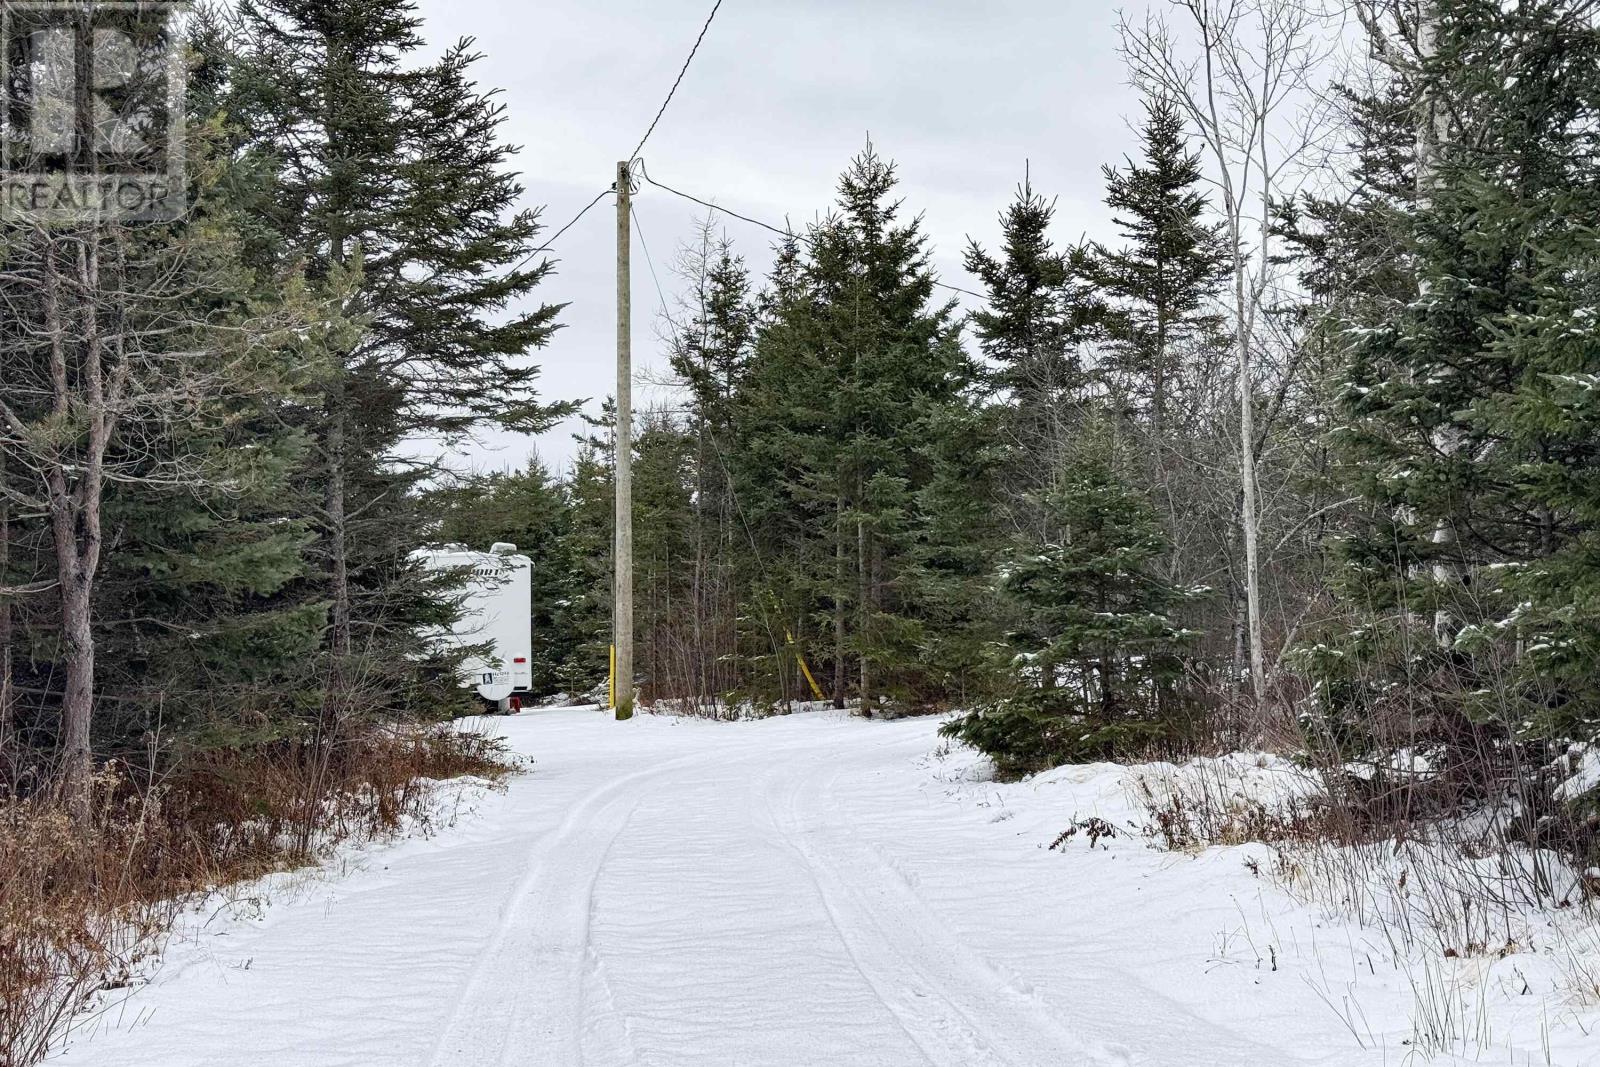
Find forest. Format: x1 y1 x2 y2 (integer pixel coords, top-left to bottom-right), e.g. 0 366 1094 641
6 0 1600 1063
447 2 1600 825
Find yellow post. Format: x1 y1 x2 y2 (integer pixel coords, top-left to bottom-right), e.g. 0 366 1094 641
787 629 826 701
609 644 617 709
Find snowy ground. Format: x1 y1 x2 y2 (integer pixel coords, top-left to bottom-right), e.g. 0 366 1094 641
53 707 1600 1066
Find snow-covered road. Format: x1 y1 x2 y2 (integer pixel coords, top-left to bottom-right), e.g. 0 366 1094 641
56 709 1596 1066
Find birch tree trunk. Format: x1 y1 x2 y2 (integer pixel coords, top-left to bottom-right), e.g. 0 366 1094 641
1234 229 1268 707
1358 0 1455 645
1414 0 1458 646
1118 0 1334 718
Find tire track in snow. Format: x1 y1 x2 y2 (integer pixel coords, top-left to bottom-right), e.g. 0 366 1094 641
50 712 1384 1067
760 745 1123 1067
424 743 740 1067
798 734 1316 1067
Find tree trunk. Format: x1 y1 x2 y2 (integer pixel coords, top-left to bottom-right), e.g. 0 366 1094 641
1153 249 1168 443
691 427 707 701
326 396 353 660
1234 229 1268 712
832 488 847 709
0 461 14 758
857 517 870 709
45 234 109 822
1414 0 1459 647
322 32 354 680
54 548 95 822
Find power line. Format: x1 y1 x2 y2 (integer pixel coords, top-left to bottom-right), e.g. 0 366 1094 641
510 2 993 310
630 201 681 333
628 0 726 164
508 0 725 269
507 185 613 274
634 161 990 303
637 163 794 242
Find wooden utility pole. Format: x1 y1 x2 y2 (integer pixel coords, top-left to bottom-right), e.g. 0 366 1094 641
614 161 635 720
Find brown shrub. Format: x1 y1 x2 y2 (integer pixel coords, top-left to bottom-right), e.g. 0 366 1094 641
0 723 515 1067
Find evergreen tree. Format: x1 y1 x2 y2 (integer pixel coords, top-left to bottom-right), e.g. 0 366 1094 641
229 0 569 714
666 228 757 700
736 145 988 709
1300 1 1600 791
906 398 1009 706
631 415 697 702
1274 81 1417 328
1089 97 1229 441
0 142 327 790
943 437 1199 775
964 179 1094 505
1088 95 1244 678
91 353 330 752
562 426 618 698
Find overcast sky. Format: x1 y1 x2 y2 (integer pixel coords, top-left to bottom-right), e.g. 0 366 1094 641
410 0 1146 473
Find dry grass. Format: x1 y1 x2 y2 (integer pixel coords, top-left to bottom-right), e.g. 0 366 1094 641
1130 747 1600 1059
0 723 515 1067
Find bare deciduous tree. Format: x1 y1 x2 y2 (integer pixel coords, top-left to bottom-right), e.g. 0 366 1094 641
1118 0 1338 715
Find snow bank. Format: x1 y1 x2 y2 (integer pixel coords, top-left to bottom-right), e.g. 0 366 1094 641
935 736 1600 1063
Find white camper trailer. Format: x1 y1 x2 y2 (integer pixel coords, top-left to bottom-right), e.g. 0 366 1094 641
415 543 533 711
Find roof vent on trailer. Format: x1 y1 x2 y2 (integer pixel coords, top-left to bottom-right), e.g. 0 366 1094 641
490 542 518 555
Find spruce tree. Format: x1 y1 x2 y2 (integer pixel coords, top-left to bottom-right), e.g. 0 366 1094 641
0 125 324 790
736 145 986 709
84 37 347 751
1300 1 1600 790
943 435 1199 775
631 415 698 702
228 0 569 714
666 229 757 700
728 237 831 703
964 179 1094 497
1089 97 1229 441
907 398 1009 706
562 416 619 698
